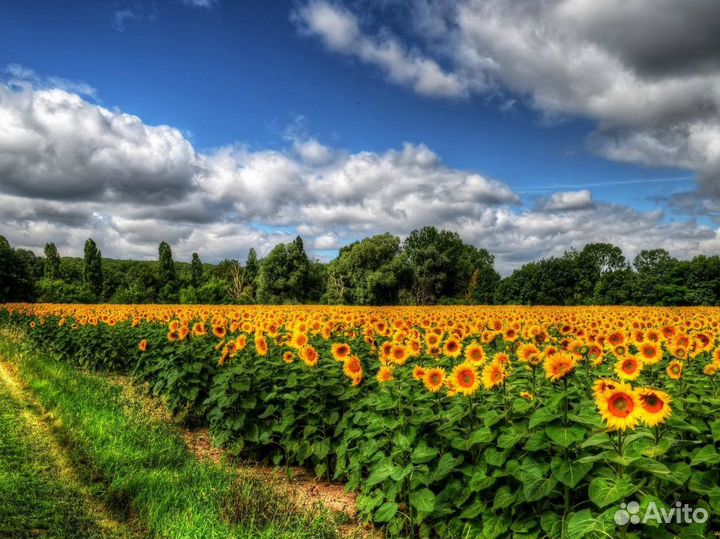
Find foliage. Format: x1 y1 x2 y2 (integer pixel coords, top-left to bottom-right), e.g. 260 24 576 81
5 303 720 539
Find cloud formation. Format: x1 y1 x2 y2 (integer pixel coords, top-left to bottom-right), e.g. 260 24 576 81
1 76 718 274
294 0 720 208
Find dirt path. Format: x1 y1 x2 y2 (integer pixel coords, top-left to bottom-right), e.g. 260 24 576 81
0 357 144 539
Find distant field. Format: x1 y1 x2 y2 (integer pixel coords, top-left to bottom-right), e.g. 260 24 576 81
1 303 719 539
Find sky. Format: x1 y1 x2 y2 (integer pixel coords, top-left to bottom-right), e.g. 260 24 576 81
1 0 719 274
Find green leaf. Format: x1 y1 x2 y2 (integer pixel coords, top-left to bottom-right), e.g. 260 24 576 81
588 476 635 508
545 423 585 448
523 475 558 502
566 509 598 539
366 460 396 488
468 427 495 445
529 407 557 429
469 470 496 492
484 447 508 467
410 488 435 513
630 457 671 477
460 498 486 519
493 485 516 510
431 453 459 482
551 457 593 488
690 445 720 466
373 502 398 523
482 512 510 539
412 443 439 464
582 432 612 449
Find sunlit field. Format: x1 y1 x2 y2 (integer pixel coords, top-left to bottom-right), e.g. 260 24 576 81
2 303 718 539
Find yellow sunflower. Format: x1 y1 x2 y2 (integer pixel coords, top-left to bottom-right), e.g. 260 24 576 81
377 366 395 383
667 360 683 380
423 367 446 393
616 355 643 381
596 382 643 431
543 351 577 382
637 388 672 427
464 341 486 365
482 361 506 390
451 362 481 396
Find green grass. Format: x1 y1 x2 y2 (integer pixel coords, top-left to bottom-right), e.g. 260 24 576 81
0 377 133 538
0 338 341 539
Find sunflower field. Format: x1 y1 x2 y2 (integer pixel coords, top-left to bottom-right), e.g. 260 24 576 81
1 303 719 539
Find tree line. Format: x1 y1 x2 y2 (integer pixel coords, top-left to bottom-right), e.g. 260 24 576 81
1 229 719 306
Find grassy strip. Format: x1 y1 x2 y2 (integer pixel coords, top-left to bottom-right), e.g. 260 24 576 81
0 338 340 539
0 372 134 538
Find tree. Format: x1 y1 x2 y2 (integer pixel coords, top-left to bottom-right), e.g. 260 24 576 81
245 248 259 285
157 241 178 303
0 236 35 302
82 238 103 299
325 233 410 305
402 226 498 304
190 252 204 288
256 237 315 304
44 243 61 280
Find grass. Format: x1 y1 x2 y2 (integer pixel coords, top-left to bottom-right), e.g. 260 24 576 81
0 370 136 538
0 336 341 539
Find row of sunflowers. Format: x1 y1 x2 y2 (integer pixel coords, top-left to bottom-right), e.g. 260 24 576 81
1 303 719 539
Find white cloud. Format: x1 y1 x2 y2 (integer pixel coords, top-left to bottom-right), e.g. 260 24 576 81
294 1 477 98
295 0 720 203
1 74 719 274
536 190 593 211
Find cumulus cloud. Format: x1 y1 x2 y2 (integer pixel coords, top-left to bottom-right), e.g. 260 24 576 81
536 190 593 211
294 0 720 206
1 74 719 274
293 1 478 97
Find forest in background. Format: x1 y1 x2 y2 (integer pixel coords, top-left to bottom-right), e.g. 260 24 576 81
1 226 719 306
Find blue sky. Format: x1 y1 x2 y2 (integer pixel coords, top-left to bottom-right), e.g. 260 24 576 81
0 0 718 272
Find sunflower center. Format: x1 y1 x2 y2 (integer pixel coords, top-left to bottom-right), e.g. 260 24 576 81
641 394 664 413
608 393 634 417
622 360 637 373
458 371 475 388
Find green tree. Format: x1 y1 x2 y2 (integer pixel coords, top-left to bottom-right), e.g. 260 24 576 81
43 243 61 280
325 233 410 305
82 238 102 300
157 241 178 303
256 237 315 304
190 253 204 288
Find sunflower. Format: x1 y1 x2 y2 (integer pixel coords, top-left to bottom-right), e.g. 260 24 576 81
290 332 309 349
637 341 661 365
331 343 351 362
443 337 463 359
616 355 643 381
423 368 446 393
212 324 227 339
391 344 409 365
637 388 672 427
517 343 541 365
283 351 294 364
596 382 643 431
704 363 718 376
300 345 319 367
412 365 426 381
520 391 534 401
482 361 506 390
377 366 395 383
667 360 683 380
543 351 577 382
593 378 618 399
255 334 268 356
343 356 363 380
192 322 207 337
464 342 486 364
452 362 481 396
138 339 148 352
